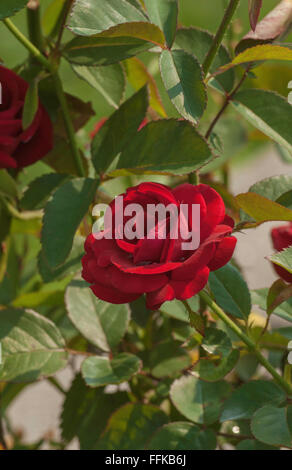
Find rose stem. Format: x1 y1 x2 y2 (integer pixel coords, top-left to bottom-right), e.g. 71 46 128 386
198 289 292 396
188 0 240 185
202 0 241 76
2 18 85 177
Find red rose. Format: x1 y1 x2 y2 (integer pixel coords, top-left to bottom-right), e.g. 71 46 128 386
0 65 53 169
82 182 237 310
271 223 292 283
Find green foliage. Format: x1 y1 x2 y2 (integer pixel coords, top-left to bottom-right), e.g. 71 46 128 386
148 422 216 450
160 49 206 122
68 0 147 35
269 246 292 275
0 308 67 382
65 279 130 352
251 405 292 447
209 264 251 319
170 375 231 424
72 64 126 109
0 0 28 19
81 353 141 387
95 404 168 450
41 178 99 268
1 0 292 452
92 86 148 174
221 381 286 421
114 119 213 175
144 0 178 48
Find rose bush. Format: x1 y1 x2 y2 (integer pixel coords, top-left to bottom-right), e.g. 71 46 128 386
271 223 292 283
0 65 53 169
1 0 292 452
82 182 237 309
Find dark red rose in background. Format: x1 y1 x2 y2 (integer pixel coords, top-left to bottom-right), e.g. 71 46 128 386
271 223 292 283
0 65 53 169
82 182 237 310
90 117 148 139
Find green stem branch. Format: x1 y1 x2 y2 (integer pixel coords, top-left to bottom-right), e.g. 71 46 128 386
205 66 250 139
203 0 241 76
2 18 85 177
26 1 45 53
199 290 292 396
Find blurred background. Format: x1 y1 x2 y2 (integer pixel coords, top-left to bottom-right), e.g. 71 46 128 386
1 0 292 447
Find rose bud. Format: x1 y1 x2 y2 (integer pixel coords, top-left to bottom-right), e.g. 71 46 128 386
0 65 53 169
82 182 237 310
271 223 292 283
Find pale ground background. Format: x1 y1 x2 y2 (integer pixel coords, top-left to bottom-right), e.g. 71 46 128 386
5 147 292 447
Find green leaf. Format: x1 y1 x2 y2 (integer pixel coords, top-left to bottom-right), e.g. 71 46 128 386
93 22 165 47
68 0 147 35
267 280 292 315
269 246 292 275
248 175 292 203
149 340 191 378
124 57 167 117
215 45 292 76
252 288 292 323
251 405 292 447
0 170 18 199
170 375 231 425
144 0 178 47
38 236 84 283
0 308 67 382
174 27 235 92
81 353 141 387
236 192 292 223
0 200 11 244
20 173 69 211
159 299 192 322
41 178 98 269
91 86 148 174
0 0 28 19
236 439 277 450
72 64 125 109
22 80 39 131
61 374 128 449
148 422 216 450
65 279 130 352
114 119 213 176
209 264 251 320
236 0 292 54
232 89 292 154
95 403 168 450
64 36 152 66
221 381 286 422
197 327 239 382
160 49 206 123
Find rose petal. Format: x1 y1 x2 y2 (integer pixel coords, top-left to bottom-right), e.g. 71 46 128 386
0 150 17 168
208 236 237 271
13 105 53 167
146 284 175 310
91 283 140 304
171 266 210 300
109 265 168 293
198 184 226 240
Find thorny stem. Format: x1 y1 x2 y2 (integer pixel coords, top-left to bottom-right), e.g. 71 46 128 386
199 290 292 396
203 0 241 76
205 66 250 140
2 18 85 177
